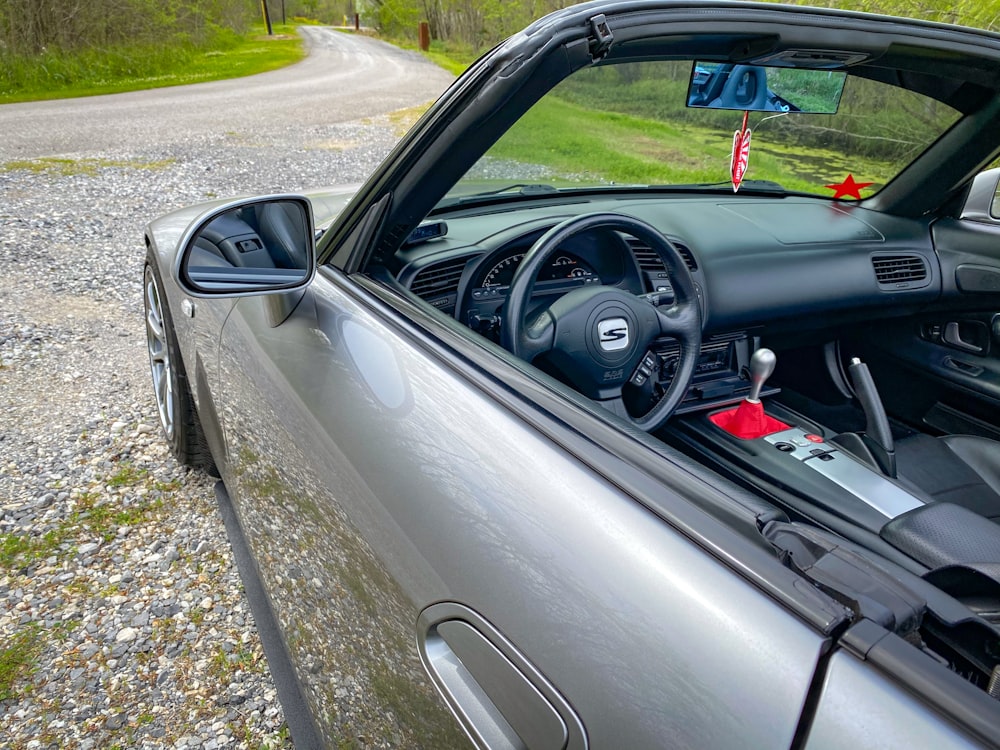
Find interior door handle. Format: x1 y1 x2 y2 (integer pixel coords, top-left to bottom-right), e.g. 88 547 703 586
943 322 985 353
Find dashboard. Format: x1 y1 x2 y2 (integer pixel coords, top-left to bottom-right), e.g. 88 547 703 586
394 193 942 337
389 192 950 414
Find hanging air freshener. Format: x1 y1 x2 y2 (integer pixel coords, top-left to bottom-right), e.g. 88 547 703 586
731 111 752 192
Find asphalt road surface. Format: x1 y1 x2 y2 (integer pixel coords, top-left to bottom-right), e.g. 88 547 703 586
0 26 454 159
0 28 453 748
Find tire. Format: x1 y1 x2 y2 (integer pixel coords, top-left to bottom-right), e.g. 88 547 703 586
143 250 217 474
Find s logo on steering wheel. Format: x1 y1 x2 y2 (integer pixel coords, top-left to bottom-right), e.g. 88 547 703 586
598 318 630 351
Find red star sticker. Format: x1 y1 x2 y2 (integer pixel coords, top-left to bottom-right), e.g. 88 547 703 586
825 174 873 200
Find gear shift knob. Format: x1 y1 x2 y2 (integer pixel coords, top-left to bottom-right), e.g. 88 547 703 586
747 348 776 403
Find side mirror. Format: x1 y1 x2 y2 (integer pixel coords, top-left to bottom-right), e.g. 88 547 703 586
961 168 1000 224
177 196 315 297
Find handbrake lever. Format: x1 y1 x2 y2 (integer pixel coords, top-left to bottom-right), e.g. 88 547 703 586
847 357 896 478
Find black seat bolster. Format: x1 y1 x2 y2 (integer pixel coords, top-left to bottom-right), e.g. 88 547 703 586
941 435 1000 497
924 564 1000 600
881 502 1000 569
189 237 233 267
894 433 1000 521
257 202 307 269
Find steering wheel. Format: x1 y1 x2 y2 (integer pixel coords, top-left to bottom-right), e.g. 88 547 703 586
501 213 702 431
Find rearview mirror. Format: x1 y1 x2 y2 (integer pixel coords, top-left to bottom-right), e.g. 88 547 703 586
177 197 315 297
687 62 846 114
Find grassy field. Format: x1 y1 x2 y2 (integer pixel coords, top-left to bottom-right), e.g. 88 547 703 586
0 24 305 105
483 86 894 196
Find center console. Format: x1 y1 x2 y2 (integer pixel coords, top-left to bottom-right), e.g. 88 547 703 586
762 427 923 519
662 346 932 543
650 331 779 414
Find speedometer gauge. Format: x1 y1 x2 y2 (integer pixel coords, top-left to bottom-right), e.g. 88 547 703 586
481 251 597 288
482 253 525 288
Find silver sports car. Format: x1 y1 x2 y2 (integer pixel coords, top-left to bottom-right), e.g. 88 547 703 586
144 2 1000 747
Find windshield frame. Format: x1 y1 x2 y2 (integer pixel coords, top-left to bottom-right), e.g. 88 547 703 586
318 2 1000 272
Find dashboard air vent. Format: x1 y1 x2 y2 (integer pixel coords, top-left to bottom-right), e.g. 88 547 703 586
872 255 927 287
628 237 698 272
408 257 468 314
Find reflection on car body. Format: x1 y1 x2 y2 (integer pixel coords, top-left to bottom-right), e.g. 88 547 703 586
144 2 1000 747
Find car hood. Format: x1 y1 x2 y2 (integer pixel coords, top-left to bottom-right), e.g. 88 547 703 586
307 185 363 229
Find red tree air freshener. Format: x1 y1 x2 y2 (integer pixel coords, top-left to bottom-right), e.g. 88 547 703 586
731 111 752 192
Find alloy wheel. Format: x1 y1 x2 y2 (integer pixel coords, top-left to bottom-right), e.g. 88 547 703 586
144 266 175 441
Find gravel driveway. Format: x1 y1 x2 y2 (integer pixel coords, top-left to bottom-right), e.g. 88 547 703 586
0 28 453 749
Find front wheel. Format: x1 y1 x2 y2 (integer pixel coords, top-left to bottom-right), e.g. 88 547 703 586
143 252 216 473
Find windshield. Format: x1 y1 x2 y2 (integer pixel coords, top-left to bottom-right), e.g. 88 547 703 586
440 60 960 204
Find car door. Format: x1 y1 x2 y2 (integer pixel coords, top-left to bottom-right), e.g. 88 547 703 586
214 263 838 748
846 168 1000 440
804 646 992 749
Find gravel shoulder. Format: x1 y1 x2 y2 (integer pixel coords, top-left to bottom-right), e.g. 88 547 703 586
0 29 452 749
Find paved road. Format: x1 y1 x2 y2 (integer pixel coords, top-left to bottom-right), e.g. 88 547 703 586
0 29 453 748
0 27 455 158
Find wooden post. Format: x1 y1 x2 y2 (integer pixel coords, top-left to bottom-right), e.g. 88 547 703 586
419 21 430 51
260 0 273 35
354 13 360 31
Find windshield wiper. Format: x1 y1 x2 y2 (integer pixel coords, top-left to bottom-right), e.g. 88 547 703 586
468 183 559 197
434 179 788 213
439 183 561 208
433 183 634 212
662 179 787 193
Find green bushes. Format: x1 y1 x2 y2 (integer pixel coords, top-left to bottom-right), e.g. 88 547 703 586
778 0 999 30
1 29 235 91
0 0 253 56
372 0 997 54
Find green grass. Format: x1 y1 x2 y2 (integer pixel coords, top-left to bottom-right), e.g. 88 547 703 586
0 461 168 570
0 624 45 701
418 41 475 76
1 157 176 176
378 34 474 76
487 95 892 194
0 24 305 104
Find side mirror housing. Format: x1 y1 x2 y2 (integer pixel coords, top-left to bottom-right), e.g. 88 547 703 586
176 196 315 297
961 168 1000 225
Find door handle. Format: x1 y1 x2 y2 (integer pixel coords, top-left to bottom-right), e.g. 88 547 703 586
943 321 985 353
418 603 587 750
426 620 567 749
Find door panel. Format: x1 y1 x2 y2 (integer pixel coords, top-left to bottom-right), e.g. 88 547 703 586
217 287 464 747
849 316 1000 438
217 267 831 747
848 216 1000 437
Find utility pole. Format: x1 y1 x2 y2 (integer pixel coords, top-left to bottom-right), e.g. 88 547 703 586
260 0 273 35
